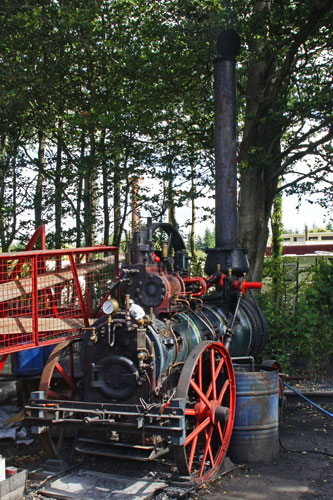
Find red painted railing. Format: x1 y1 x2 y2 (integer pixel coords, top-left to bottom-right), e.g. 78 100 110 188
0 246 118 356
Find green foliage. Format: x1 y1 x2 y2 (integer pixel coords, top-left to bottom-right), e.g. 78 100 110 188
309 225 332 233
195 228 215 252
270 191 283 298
1 0 223 249
190 253 206 276
260 258 333 375
0 0 332 270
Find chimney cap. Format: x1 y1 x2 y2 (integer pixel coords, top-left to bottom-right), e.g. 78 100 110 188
217 29 241 60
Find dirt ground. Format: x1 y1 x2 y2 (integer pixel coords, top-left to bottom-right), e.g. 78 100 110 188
196 400 332 500
0 389 332 499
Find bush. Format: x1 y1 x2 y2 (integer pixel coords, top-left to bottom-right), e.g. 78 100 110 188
259 258 333 375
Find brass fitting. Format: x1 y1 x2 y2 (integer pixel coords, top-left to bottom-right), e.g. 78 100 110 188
162 242 168 259
89 328 97 343
125 294 130 311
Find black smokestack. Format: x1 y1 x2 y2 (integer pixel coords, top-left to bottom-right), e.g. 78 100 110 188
214 29 240 249
205 29 249 277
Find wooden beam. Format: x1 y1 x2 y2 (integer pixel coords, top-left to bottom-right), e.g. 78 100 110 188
0 317 95 336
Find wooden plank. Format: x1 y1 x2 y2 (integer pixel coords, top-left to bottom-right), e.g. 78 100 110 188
0 259 112 303
0 316 95 335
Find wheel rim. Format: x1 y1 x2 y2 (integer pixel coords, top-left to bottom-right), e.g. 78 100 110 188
39 340 79 458
174 341 235 483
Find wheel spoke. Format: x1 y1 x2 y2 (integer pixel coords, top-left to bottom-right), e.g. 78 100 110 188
190 379 211 409
47 388 63 399
206 356 225 399
185 416 210 446
199 425 214 477
217 421 226 445
210 348 217 400
218 378 230 405
69 345 74 380
207 431 215 466
188 433 199 472
185 408 197 416
55 361 75 391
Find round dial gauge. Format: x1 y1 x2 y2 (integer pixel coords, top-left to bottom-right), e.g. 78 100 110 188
102 300 115 315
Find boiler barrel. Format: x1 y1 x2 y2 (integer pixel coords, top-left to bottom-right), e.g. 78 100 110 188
228 366 279 463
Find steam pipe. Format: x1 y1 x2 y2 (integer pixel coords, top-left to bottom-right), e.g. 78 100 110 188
214 29 240 249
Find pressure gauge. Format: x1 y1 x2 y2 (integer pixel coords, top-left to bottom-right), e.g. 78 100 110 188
102 299 119 316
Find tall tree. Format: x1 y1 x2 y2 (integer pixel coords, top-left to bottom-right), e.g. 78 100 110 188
236 0 332 279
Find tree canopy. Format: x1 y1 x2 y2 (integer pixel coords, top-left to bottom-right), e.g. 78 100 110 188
0 0 331 279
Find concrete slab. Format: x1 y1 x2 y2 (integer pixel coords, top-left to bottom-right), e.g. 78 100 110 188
39 470 167 500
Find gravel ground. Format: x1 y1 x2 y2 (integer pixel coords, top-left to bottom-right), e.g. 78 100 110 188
0 379 332 500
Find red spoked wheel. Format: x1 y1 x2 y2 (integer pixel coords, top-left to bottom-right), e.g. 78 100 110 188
174 341 236 483
38 340 81 458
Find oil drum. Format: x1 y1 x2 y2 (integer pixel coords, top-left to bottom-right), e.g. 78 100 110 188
228 365 279 463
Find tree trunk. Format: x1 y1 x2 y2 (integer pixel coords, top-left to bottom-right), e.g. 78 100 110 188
101 131 110 245
270 189 284 300
190 165 197 260
34 131 44 232
113 169 131 248
10 153 18 248
76 132 85 248
0 135 8 252
0 137 19 252
130 176 141 236
167 175 178 228
83 131 97 247
238 1 282 281
238 170 270 281
54 120 63 249
113 168 121 246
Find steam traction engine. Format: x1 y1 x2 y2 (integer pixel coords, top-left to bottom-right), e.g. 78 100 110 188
26 220 266 482
24 30 267 482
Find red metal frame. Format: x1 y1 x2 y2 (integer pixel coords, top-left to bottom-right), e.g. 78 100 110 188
0 354 8 372
0 245 119 360
0 225 46 285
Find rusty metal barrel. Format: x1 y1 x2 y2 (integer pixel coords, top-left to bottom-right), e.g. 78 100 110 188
228 366 279 463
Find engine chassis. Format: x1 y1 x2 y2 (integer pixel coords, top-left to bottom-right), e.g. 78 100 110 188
26 337 238 483
26 396 186 444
